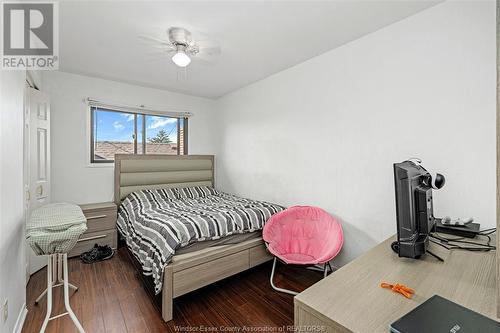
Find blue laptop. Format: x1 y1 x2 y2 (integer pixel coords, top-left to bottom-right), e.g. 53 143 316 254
390 295 500 333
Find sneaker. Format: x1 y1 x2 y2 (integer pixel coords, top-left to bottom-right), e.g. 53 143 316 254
80 244 114 264
97 244 114 261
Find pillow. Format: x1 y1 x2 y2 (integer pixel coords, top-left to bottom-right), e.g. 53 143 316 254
177 186 218 199
157 187 179 200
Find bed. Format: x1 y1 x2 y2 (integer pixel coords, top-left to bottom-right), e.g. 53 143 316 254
114 154 283 322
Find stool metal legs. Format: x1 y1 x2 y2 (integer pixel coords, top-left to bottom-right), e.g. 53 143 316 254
39 256 53 333
35 254 77 305
38 254 85 333
62 253 84 332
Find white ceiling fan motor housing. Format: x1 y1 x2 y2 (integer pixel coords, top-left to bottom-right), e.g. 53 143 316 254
168 27 192 46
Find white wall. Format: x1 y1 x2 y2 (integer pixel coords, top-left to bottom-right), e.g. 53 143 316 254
0 71 27 333
42 71 217 204
215 1 496 265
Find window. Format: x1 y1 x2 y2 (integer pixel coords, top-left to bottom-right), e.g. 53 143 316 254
90 107 188 163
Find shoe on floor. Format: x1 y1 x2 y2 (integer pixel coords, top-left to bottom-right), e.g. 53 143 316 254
80 244 114 264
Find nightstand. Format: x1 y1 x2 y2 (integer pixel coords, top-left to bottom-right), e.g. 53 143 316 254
68 202 117 258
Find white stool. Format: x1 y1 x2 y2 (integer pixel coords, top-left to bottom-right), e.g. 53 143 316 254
36 253 84 333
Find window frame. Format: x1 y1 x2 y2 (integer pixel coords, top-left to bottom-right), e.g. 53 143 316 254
90 106 188 164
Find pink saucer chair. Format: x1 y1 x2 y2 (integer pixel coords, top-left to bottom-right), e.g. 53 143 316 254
263 206 344 295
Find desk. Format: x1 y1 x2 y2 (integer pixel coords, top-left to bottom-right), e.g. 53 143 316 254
294 235 497 332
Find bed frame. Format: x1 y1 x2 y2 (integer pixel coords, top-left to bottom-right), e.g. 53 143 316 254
114 154 273 322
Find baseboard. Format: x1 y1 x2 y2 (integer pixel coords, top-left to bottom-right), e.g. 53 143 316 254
13 303 27 333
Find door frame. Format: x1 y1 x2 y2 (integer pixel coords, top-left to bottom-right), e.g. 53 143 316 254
24 86 51 277
24 81 30 284
496 0 499 320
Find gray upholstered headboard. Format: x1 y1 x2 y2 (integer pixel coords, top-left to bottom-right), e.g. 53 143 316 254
114 154 215 204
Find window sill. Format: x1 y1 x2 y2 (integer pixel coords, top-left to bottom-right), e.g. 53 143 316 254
86 163 114 168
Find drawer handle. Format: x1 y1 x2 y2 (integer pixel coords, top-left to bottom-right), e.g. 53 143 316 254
78 234 107 242
86 214 107 220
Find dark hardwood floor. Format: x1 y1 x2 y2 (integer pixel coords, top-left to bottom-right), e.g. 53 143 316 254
22 248 322 333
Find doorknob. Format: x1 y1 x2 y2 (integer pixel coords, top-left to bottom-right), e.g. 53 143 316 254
36 185 43 196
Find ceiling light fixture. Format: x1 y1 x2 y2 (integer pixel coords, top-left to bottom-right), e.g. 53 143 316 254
140 27 221 69
171 45 191 67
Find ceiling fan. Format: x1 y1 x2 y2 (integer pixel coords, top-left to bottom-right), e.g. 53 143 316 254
140 27 221 68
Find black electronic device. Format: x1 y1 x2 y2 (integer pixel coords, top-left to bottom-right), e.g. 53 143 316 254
435 218 480 238
392 159 445 260
390 295 500 333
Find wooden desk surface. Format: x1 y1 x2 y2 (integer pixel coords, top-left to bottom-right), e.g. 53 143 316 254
294 235 497 333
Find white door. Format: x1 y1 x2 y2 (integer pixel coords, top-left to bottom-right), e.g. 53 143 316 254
25 87 51 275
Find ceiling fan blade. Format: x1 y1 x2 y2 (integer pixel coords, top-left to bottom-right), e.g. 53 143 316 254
138 34 172 46
143 44 176 53
189 29 211 41
196 39 220 48
143 49 176 63
144 51 172 56
192 52 219 65
190 29 221 48
197 45 221 56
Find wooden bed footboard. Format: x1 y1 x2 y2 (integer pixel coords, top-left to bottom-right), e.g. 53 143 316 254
161 238 272 322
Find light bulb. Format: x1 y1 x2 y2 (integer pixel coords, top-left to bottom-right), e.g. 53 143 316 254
172 51 191 67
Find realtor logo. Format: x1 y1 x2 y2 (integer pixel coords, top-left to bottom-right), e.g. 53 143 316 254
1 1 59 70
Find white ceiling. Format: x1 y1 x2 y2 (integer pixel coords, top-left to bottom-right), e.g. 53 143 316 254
59 1 441 99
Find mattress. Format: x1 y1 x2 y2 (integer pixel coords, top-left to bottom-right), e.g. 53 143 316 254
117 186 284 293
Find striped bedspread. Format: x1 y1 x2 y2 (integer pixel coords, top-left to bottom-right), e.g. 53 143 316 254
117 186 284 293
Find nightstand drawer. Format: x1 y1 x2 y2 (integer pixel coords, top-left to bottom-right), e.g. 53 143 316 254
79 202 117 233
83 209 116 233
68 229 117 258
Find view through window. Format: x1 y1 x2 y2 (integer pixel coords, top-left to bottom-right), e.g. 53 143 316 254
90 107 187 163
